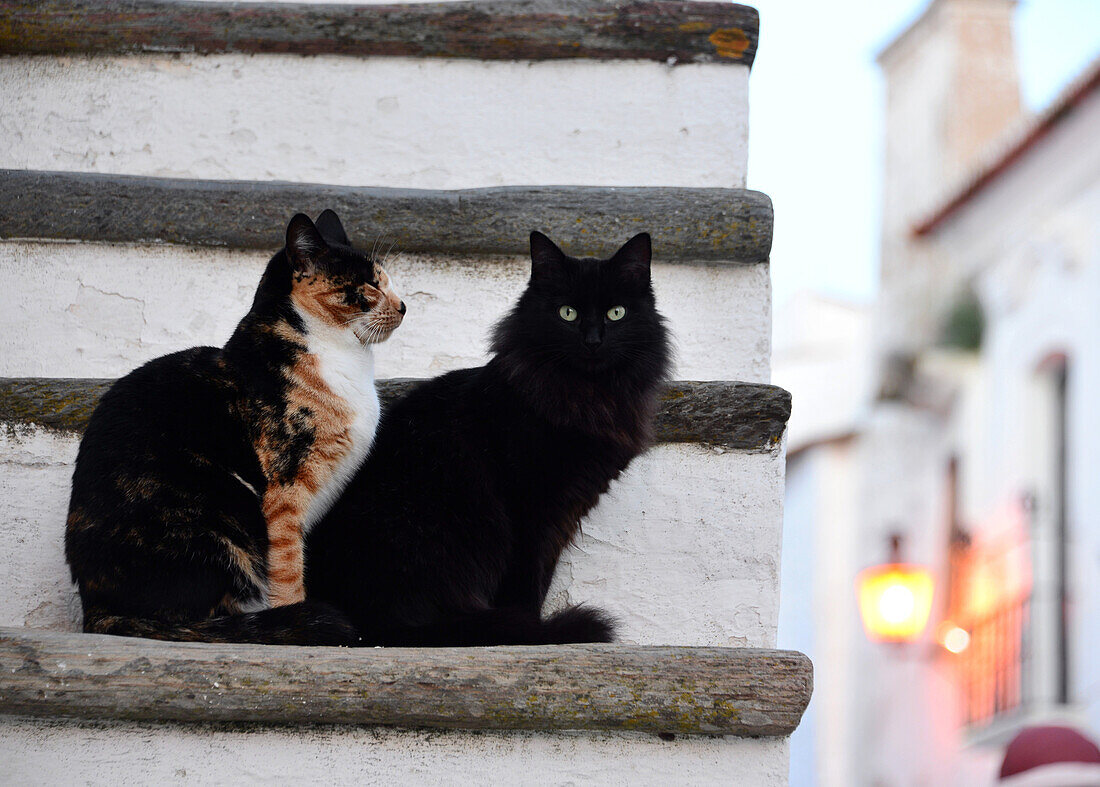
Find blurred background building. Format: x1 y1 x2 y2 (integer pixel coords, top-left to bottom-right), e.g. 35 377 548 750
776 0 1100 783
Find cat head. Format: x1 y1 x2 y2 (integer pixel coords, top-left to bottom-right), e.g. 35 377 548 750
281 210 405 345
492 231 670 381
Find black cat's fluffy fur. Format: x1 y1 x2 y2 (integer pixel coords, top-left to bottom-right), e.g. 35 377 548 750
307 231 671 645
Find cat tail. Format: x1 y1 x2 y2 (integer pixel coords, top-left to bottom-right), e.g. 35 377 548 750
361 604 616 647
81 601 360 646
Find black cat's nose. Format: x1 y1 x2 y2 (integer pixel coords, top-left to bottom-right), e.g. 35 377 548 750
398 301 407 315
583 330 603 351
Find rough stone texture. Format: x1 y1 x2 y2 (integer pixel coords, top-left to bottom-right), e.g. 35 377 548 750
0 56 750 189
0 378 790 451
0 242 773 382
1 0 759 66
0 627 810 735
0 719 792 785
0 170 773 263
0 379 114 435
659 380 789 451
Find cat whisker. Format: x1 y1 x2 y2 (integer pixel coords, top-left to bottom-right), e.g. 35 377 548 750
354 318 396 345
372 236 398 270
370 232 388 264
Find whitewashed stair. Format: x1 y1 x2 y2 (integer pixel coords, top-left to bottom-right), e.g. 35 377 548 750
0 2 807 784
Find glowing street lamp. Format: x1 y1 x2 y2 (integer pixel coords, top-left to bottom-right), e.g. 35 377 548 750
857 535 935 643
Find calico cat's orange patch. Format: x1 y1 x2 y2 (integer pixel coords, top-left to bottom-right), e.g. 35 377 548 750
253 259 402 608
291 264 405 340
257 349 357 607
292 275 361 326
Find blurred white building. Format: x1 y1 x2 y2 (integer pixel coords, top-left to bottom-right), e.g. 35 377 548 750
775 293 872 787
777 0 1100 783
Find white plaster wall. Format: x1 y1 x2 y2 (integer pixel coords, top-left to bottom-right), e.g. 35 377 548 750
0 241 771 382
0 55 749 189
778 442 861 787
0 423 784 649
773 287 871 786
925 90 1100 286
1 717 790 786
553 441 784 648
772 292 872 451
0 428 81 632
777 451 820 787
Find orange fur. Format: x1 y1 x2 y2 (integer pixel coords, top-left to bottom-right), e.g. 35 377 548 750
259 262 403 607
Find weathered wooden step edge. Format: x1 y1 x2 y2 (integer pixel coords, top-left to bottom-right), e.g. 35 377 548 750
0 170 773 263
0 0 758 66
0 378 790 452
0 628 810 736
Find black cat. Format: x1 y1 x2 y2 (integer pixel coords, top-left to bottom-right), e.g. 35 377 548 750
307 231 671 645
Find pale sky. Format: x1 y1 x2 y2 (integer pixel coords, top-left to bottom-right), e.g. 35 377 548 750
747 0 1100 310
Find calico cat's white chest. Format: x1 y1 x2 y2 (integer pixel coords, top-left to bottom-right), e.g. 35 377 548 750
299 316 381 532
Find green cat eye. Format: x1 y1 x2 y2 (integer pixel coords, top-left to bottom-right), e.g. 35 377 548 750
559 305 578 322
607 306 627 321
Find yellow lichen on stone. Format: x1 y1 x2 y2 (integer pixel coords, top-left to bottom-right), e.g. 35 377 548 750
708 28 750 59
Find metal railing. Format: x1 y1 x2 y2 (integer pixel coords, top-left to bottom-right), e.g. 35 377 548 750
959 596 1030 727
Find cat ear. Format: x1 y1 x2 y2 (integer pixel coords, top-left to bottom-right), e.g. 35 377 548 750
286 213 327 273
609 233 652 285
314 209 350 247
530 231 565 281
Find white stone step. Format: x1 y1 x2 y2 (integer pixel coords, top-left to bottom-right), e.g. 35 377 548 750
0 171 774 381
1 628 809 785
1 718 793 785
1 0 758 189
0 378 790 647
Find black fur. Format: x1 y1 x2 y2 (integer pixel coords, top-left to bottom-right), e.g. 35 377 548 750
307 231 671 645
65 211 381 645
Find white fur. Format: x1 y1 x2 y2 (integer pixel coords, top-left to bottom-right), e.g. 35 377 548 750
296 308 382 533
237 595 270 615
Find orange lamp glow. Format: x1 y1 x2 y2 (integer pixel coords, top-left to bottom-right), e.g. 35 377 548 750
857 563 935 642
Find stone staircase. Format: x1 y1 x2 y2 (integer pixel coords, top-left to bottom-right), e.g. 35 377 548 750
0 1 808 783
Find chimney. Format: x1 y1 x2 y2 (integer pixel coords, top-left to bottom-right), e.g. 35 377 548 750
875 0 1021 353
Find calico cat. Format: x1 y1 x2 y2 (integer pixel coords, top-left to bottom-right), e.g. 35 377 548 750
307 231 671 645
65 210 404 644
